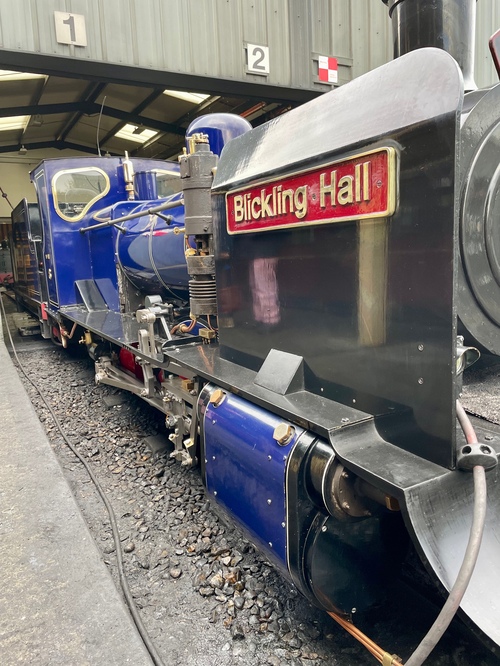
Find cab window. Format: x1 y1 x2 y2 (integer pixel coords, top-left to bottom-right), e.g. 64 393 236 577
53 168 109 221
156 170 182 198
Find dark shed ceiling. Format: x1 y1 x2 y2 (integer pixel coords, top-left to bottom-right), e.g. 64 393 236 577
0 68 313 160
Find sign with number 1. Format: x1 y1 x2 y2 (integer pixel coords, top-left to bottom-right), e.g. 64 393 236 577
54 11 87 47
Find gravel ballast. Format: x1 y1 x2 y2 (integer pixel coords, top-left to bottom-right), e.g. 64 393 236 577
11 340 500 666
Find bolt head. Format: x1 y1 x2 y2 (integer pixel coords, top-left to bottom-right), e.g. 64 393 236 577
210 388 226 407
273 423 294 445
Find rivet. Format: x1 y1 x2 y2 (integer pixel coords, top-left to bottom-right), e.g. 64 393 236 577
418 344 424 352
212 456 216 460
269 542 273 548
321 525 327 532
267 455 272 460
213 491 217 496
204 459 207 464
341 417 349 424
267 499 272 505
418 377 424 385
281 522 286 528
342 501 350 510
485 435 494 441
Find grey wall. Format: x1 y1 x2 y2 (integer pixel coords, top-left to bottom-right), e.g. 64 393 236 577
0 1 497 96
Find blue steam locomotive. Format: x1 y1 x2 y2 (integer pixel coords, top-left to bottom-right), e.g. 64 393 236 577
10 0 500 659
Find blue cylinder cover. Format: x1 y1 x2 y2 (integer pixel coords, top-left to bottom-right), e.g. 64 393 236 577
201 387 304 573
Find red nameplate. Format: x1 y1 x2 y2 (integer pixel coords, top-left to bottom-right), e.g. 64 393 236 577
226 147 397 234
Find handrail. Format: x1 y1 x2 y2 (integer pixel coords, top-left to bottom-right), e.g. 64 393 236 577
79 198 184 234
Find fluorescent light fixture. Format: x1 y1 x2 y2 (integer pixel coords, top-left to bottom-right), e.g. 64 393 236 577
163 90 210 105
0 70 46 81
0 115 30 132
114 123 158 144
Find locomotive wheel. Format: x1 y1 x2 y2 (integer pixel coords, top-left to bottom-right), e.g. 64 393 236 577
458 84 500 354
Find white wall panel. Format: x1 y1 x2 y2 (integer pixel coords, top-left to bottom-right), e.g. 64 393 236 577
157 1 191 73
476 0 500 89
188 1 220 77
129 0 165 70
0 0 37 52
215 0 244 80
266 0 291 85
241 0 268 45
99 0 135 65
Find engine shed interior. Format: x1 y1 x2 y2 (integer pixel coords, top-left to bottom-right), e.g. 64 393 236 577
2 2 500 666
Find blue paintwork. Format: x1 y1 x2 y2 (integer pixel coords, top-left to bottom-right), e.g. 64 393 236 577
203 390 304 574
30 157 178 309
134 171 158 200
186 113 252 157
113 193 190 298
23 114 251 315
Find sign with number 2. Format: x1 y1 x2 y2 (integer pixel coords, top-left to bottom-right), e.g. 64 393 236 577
247 44 270 75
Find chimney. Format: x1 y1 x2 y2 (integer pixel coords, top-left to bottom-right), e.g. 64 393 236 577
382 0 477 91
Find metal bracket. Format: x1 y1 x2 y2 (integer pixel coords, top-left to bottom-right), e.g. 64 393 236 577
163 378 199 468
136 297 175 363
457 442 498 471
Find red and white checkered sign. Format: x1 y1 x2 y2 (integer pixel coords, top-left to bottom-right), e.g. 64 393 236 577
318 56 338 84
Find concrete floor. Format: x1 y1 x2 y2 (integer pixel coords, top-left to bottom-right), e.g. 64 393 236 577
0 295 153 666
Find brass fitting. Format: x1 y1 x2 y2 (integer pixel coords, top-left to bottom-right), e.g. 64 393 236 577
273 423 295 446
209 388 226 407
